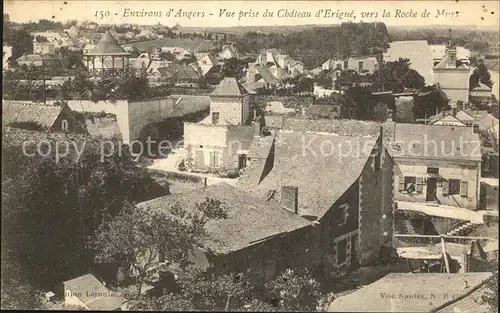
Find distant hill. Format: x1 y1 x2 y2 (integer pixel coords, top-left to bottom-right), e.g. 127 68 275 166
178 24 339 36
126 38 214 53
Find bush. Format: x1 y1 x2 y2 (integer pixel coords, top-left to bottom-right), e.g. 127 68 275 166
216 168 239 178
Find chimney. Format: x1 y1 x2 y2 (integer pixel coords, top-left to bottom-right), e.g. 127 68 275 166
281 186 298 214
253 114 264 137
247 63 256 83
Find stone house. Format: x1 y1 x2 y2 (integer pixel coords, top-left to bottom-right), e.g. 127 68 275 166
432 42 471 103
386 123 482 210
183 77 255 170
136 182 314 285
322 56 379 74
3 101 87 133
238 118 395 269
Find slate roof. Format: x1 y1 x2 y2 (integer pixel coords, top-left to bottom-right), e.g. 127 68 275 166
17 54 56 62
434 52 470 70
264 115 284 129
85 31 130 56
237 131 376 217
3 101 64 129
386 123 482 161
211 77 248 97
247 133 276 159
136 183 311 254
146 59 170 73
455 110 475 122
255 64 279 83
63 274 123 311
429 113 467 126
160 64 202 81
282 118 381 137
436 283 492 313
329 272 493 313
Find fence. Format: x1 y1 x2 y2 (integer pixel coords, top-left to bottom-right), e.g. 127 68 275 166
393 234 497 248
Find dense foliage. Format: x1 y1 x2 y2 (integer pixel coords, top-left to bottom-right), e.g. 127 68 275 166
1 128 170 296
126 268 325 312
233 22 390 68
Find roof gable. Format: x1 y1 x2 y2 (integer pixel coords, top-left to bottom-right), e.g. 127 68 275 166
85 31 130 56
211 77 248 96
3 101 65 129
429 114 467 126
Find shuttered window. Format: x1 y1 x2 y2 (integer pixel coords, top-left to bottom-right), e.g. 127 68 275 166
460 181 468 197
398 175 405 191
209 151 219 167
416 177 424 193
442 180 450 195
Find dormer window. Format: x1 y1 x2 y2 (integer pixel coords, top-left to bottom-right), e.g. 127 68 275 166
61 119 69 131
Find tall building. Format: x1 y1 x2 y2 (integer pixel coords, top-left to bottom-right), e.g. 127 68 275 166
432 40 471 103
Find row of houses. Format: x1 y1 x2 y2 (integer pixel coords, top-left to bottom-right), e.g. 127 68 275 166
4 77 496 310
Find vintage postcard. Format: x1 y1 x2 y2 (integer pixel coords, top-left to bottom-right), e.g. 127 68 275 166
2 0 499 311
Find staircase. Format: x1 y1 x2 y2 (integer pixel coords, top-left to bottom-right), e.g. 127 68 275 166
445 221 477 236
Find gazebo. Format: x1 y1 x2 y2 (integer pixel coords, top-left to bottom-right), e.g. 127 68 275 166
84 30 131 75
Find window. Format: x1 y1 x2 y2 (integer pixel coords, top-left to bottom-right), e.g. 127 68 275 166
61 119 69 131
209 150 219 167
212 112 220 125
415 177 424 193
445 179 461 195
336 63 342 70
460 181 468 197
358 61 364 72
399 176 416 192
336 238 348 265
338 203 349 226
343 60 349 70
427 167 439 174
238 154 247 169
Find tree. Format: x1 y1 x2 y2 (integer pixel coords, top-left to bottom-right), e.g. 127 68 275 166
90 198 228 296
219 58 247 81
2 128 170 292
126 267 325 312
264 269 322 312
90 203 206 296
3 28 34 59
413 84 450 119
372 58 425 92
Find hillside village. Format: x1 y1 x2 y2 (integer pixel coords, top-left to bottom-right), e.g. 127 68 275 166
2 15 499 312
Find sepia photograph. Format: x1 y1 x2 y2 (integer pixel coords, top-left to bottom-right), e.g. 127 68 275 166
1 0 499 311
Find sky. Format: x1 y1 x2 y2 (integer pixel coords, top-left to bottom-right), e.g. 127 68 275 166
4 0 500 28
